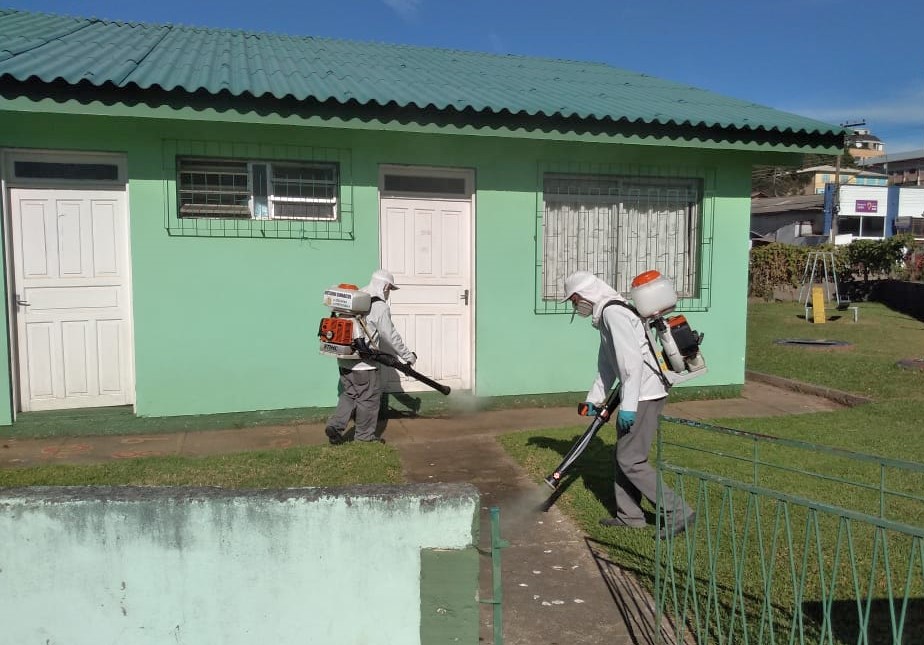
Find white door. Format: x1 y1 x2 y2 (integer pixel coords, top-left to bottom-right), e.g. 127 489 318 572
10 188 134 411
380 195 472 392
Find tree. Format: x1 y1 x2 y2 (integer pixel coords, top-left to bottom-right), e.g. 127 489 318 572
751 165 811 197
840 148 859 169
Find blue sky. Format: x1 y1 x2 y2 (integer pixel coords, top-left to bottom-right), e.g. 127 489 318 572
7 0 924 154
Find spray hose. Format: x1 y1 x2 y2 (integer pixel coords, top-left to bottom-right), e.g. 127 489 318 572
352 339 451 396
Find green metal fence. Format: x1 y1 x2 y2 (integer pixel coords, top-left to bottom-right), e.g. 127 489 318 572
653 416 924 645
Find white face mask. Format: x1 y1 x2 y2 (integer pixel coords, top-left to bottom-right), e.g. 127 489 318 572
573 299 593 318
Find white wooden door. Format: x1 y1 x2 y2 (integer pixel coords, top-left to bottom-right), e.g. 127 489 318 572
380 196 472 392
10 188 134 411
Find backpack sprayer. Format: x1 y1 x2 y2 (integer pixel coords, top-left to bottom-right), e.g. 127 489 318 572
318 284 451 395
543 271 706 489
630 270 706 381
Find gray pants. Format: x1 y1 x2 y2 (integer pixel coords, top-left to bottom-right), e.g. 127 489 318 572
327 368 381 441
613 397 690 523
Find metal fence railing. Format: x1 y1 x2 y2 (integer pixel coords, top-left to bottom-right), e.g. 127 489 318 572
654 416 924 645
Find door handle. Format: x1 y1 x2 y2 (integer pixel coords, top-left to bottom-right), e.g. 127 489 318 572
16 294 29 308
460 289 469 306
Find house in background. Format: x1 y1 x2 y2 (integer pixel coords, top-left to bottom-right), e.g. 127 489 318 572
750 194 826 245
0 9 843 424
845 128 886 160
859 149 924 187
797 164 888 195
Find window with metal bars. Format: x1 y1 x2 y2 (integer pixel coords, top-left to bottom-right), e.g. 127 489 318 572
177 158 339 221
541 174 702 301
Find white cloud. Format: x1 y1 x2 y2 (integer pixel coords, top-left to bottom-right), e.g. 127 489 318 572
784 83 924 128
781 82 924 153
382 0 422 20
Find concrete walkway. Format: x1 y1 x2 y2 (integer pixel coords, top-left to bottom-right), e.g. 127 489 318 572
0 378 848 644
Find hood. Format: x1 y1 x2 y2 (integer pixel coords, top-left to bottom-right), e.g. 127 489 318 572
571 276 626 328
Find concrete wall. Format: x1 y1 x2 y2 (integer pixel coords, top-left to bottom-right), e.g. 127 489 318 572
869 279 924 322
0 484 480 645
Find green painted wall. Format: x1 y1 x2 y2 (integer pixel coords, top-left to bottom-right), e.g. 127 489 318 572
0 484 480 645
0 106 777 419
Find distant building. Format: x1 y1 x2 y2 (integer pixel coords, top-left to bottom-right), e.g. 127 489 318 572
796 165 888 195
858 149 924 186
750 194 826 245
845 128 886 159
822 185 924 243
892 187 924 238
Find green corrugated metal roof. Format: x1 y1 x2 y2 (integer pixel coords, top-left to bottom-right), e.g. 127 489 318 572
0 8 843 140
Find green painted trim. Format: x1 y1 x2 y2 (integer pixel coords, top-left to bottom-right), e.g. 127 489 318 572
0 91 841 156
419 547 480 645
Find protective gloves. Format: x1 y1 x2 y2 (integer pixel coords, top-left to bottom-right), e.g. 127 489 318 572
577 402 600 417
407 352 417 365
616 410 637 432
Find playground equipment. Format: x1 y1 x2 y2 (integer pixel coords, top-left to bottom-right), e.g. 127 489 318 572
797 251 858 323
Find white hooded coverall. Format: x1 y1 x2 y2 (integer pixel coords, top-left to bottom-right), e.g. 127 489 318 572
569 273 692 525
327 273 415 442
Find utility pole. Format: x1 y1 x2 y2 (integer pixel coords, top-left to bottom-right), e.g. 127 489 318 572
830 119 866 243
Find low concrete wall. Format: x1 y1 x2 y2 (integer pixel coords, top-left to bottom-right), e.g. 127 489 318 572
0 484 479 645
867 279 924 321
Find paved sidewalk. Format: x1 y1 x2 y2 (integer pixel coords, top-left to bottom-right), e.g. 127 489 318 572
0 379 847 644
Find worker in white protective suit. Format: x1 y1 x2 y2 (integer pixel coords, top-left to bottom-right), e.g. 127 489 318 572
325 269 417 445
562 270 695 539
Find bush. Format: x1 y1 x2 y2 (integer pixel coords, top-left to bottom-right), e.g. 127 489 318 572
748 243 806 300
846 234 914 282
896 239 924 283
748 237 912 299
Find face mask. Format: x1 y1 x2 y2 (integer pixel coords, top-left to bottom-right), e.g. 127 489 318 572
573 299 593 318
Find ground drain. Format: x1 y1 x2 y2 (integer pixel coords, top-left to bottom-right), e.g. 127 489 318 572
897 358 924 371
774 339 853 350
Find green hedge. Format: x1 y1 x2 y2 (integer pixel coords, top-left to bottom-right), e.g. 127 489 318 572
748 235 916 300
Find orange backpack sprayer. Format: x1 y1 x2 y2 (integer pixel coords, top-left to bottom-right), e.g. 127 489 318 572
629 270 706 378
318 283 451 395
544 270 706 489
318 284 372 360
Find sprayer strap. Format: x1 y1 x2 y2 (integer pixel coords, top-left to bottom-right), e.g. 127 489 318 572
600 299 672 390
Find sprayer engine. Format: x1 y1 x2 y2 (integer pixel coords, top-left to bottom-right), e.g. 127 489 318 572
318 284 371 359
630 271 706 377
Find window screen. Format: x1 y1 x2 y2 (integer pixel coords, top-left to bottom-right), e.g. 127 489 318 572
177 158 339 220
542 174 701 300
383 174 467 195
14 161 119 181
178 160 250 217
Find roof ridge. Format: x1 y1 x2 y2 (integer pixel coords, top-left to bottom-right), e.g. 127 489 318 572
0 7 620 70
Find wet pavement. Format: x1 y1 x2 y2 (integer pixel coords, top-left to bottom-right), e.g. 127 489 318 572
0 375 853 644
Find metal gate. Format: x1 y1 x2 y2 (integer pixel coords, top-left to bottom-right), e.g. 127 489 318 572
654 417 924 644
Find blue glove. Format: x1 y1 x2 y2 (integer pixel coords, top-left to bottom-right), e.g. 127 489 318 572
616 410 637 431
577 402 600 417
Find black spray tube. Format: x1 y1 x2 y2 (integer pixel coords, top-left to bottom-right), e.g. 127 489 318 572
543 385 622 489
352 339 451 396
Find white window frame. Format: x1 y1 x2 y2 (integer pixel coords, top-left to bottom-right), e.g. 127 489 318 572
177 157 339 221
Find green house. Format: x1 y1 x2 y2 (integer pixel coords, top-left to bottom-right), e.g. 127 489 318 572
0 9 843 424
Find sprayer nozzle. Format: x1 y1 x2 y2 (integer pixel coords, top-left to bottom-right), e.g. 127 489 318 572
543 474 560 490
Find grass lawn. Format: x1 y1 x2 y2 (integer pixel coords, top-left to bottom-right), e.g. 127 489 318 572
0 442 403 489
500 300 924 644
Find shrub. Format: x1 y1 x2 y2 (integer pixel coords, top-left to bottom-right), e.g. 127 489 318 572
846 234 914 281
748 237 909 298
